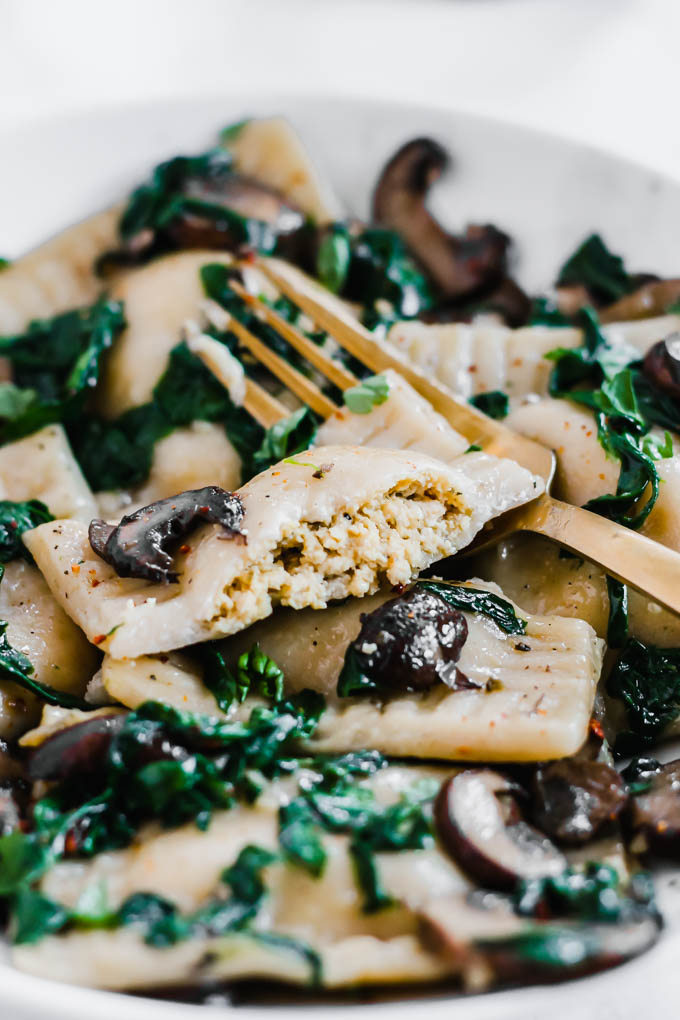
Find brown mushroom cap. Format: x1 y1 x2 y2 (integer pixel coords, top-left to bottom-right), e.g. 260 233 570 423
642 332 680 400
531 759 629 846
372 137 510 299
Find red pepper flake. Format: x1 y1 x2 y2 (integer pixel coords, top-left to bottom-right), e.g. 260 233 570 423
590 718 605 739
64 831 79 855
71 564 80 575
93 634 107 646
8 519 17 530
91 579 100 588
179 544 191 554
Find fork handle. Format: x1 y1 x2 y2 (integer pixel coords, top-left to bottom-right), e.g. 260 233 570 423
519 494 680 616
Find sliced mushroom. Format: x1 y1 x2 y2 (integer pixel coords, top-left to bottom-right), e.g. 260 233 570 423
531 759 629 846
435 769 566 890
626 758 680 857
372 138 509 299
342 586 472 694
420 892 659 989
89 486 245 584
28 713 125 782
600 277 680 323
165 174 305 252
642 332 680 400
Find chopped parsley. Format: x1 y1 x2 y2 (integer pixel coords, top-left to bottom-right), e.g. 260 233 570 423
343 374 390 414
201 642 285 712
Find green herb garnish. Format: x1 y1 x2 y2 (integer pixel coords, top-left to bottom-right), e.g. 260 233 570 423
343 374 390 414
316 225 352 295
201 642 285 713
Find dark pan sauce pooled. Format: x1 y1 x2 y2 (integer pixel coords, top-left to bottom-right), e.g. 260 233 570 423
89 486 245 584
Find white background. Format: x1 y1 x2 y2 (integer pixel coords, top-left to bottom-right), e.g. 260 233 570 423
1 0 680 180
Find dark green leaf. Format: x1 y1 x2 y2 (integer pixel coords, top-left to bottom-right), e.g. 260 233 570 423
345 228 434 323
222 844 277 905
416 580 527 635
11 888 70 944
349 840 393 913
546 308 671 531
0 383 38 422
0 499 53 563
337 644 381 698
469 390 509 419
0 257 10 271
248 931 322 986
71 342 263 492
279 799 327 876
0 831 48 895
0 620 90 709
528 297 571 327
557 234 633 305
607 639 680 752
219 119 250 145
250 406 318 475
0 298 126 444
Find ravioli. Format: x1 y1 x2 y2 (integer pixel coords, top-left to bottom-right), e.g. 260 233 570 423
387 315 680 402
25 445 543 658
0 424 97 522
102 580 602 761
0 207 120 333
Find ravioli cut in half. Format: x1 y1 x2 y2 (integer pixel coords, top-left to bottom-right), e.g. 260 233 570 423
102 580 602 761
24 446 543 659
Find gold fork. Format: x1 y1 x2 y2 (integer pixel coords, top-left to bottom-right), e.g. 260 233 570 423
208 255 680 617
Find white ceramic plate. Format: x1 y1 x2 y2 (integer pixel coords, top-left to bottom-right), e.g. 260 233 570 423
2 95 680 1020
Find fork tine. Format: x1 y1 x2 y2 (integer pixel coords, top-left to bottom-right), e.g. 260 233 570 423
243 380 290 428
258 256 506 448
229 277 359 392
226 313 339 420
186 332 289 427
